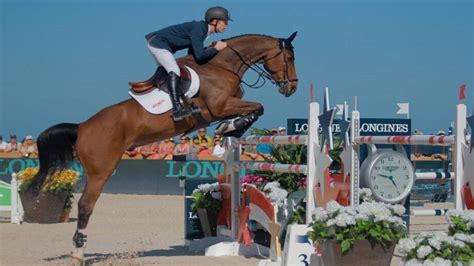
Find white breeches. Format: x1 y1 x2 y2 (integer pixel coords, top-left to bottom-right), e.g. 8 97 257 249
147 43 181 76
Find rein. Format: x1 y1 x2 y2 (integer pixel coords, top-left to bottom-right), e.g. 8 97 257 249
226 42 297 89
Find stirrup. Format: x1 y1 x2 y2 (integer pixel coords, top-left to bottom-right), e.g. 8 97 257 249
172 108 192 121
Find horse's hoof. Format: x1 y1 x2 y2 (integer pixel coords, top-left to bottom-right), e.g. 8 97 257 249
71 252 83 264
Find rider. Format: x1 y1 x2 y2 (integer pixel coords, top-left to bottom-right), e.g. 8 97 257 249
145 7 231 121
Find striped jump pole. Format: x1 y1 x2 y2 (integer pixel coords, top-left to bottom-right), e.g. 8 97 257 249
238 135 308 146
415 172 455 180
238 162 307 175
410 209 450 216
354 135 455 146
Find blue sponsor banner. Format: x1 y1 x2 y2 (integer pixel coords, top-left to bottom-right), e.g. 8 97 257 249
0 158 233 195
287 118 411 136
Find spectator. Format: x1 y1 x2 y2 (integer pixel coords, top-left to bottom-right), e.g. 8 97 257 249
20 135 38 157
197 128 212 145
278 126 287 135
242 143 259 160
198 138 211 157
156 138 175 160
173 135 191 156
212 138 226 157
256 142 273 160
124 146 142 158
276 126 289 151
188 136 200 160
6 134 22 153
0 136 9 152
140 142 159 159
270 128 278 136
212 134 223 145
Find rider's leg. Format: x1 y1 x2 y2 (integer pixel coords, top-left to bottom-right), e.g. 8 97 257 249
147 44 191 120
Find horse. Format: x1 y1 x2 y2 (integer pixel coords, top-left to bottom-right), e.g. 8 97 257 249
28 32 298 262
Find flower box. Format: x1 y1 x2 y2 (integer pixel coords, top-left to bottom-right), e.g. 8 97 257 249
319 239 395 266
20 190 69 223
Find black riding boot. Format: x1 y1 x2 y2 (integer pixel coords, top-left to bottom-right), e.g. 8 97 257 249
168 72 191 121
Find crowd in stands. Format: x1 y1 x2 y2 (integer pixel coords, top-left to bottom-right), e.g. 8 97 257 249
0 126 289 161
0 134 38 157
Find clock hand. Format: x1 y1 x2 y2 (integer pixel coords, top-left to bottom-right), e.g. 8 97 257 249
389 177 398 188
378 174 390 178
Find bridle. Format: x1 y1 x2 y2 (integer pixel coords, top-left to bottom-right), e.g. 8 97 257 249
226 39 298 89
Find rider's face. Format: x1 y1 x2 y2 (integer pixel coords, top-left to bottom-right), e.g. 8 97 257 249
216 20 228 33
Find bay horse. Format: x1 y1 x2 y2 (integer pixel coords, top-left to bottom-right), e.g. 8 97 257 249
28 33 298 262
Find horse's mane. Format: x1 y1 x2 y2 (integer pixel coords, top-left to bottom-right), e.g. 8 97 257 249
223 34 277 42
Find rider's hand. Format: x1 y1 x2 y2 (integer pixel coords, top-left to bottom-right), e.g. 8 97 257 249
214 41 227 51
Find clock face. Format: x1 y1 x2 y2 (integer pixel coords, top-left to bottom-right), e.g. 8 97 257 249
367 151 415 203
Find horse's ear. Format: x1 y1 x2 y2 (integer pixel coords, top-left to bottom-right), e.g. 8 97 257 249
287 32 297 43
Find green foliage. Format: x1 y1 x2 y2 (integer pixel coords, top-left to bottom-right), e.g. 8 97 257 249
449 215 474 235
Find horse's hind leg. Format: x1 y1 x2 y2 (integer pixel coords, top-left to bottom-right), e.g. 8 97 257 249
70 140 124 262
70 171 112 262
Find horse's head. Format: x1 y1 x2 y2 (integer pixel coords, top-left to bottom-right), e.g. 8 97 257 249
262 32 298 97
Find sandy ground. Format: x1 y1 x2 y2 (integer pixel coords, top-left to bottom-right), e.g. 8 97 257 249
0 194 451 265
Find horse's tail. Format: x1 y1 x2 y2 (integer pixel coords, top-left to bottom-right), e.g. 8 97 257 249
28 123 79 193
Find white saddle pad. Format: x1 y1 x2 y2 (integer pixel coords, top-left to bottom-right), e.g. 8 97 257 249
128 66 200 114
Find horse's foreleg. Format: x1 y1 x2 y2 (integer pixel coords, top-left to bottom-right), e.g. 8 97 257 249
208 97 264 136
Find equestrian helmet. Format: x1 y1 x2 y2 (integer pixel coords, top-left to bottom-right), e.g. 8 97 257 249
205 6 232 23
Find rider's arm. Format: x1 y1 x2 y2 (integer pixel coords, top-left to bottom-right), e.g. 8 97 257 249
190 25 218 64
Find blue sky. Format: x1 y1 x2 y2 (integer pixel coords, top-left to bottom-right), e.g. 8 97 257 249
1 0 472 140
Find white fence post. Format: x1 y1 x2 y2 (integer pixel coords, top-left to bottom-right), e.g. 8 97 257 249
11 173 23 224
455 104 467 210
306 102 319 223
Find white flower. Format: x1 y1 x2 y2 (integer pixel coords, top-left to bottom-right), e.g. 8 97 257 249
428 237 442 250
390 204 406 216
398 238 417 255
452 240 465 248
268 187 288 205
416 245 433 259
326 201 342 216
453 233 468 242
326 219 336 227
312 207 328 222
432 257 452 266
355 213 369 221
211 192 222 200
335 213 356 227
264 181 280 191
406 259 423 266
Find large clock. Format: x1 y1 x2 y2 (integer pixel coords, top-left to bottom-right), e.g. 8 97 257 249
360 144 415 204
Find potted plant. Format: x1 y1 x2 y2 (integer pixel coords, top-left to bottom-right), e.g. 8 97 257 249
308 200 407 265
16 167 79 223
191 182 222 237
398 209 474 265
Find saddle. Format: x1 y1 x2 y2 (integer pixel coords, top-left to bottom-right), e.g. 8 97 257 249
128 65 191 93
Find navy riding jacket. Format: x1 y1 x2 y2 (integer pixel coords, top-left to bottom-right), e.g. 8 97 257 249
146 20 218 64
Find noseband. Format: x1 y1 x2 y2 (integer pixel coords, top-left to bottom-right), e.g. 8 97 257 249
227 39 298 89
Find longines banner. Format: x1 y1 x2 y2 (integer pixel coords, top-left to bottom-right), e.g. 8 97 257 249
0 158 232 195
287 118 411 136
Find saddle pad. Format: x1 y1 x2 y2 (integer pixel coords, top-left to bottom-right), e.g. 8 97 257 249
128 66 200 115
